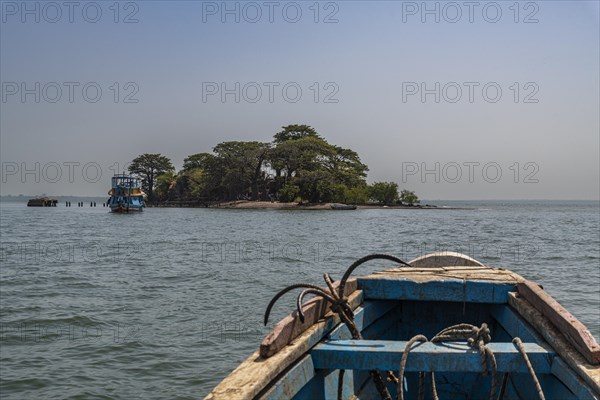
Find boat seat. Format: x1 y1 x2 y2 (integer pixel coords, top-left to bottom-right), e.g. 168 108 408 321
310 339 554 373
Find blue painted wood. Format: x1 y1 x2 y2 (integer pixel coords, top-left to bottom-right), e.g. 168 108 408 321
487 373 578 400
292 373 324 400
357 277 515 303
490 304 540 343
551 357 598 400
328 300 398 340
361 307 400 341
323 369 355 400
311 340 554 373
261 355 315 400
396 300 495 339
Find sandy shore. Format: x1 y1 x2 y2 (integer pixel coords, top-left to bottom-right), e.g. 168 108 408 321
210 201 455 210
212 201 330 209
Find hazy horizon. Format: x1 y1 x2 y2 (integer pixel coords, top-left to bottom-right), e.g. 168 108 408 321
3 195 600 204
2 1 599 200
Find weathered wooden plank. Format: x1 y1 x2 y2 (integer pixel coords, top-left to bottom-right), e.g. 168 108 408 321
260 279 357 358
358 277 515 303
551 357 599 400
260 355 315 400
508 292 600 395
204 289 363 400
311 340 553 373
369 265 525 284
517 281 600 365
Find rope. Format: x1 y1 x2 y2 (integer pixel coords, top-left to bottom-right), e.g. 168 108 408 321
394 323 499 400
320 274 391 400
397 334 429 400
429 371 439 400
418 372 426 400
394 327 547 400
282 258 411 400
265 255 545 400
337 369 345 400
432 323 497 400
498 373 509 400
513 337 545 400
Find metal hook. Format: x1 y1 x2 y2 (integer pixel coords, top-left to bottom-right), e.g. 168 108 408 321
338 253 410 298
263 283 324 326
296 288 337 323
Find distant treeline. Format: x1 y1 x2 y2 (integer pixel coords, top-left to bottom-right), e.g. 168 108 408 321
128 124 419 206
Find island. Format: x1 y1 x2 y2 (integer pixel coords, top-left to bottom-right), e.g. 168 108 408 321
124 124 438 209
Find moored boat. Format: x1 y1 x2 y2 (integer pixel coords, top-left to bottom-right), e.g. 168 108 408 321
107 174 145 213
331 203 357 210
206 252 600 400
27 197 58 207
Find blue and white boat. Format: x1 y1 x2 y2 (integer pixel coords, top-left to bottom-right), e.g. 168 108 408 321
107 174 145 213
206 252 600 400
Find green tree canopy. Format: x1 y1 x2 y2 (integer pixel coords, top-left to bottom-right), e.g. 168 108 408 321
267 125 369 203
146 124 416 207
212 141 271 201
368 182 399 205
129 153 174 202
182 153 218 171
155 171 177 202
273 124 320 144
268 136 331 180
400 189 420 205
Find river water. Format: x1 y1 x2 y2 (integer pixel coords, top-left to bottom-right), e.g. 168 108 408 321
0 200 598 399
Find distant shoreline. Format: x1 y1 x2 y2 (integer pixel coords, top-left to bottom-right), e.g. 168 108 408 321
0 197 472 210
161 200 468 210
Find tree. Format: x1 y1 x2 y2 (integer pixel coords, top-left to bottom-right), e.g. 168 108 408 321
278 184 300 202
269 136 331 181
182 168 208 200
267 125 370 203
343 185 369 205
273 124 320 144
155 171 177 201
368 182 399 205
322 145 368 188
129 154 174 203
168 124 373 205
183 153 225 201
212 141 271 201
182 153 217 171
400 189 420 205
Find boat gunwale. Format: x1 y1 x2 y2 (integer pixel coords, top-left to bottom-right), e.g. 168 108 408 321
205 289 365 400
204 256 600 400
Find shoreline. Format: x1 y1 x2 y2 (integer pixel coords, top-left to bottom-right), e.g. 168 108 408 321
198 200 470 210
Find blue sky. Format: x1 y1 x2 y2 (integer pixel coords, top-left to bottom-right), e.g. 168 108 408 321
1 1 599 199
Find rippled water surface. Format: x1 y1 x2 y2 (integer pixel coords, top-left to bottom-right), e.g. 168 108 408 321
1 200 599 399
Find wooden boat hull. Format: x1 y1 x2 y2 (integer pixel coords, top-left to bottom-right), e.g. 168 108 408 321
206 253 600 400
330 204 357 210
109 204 143 213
